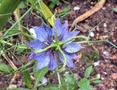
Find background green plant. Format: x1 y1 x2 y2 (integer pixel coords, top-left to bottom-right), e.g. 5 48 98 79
0 0 22 28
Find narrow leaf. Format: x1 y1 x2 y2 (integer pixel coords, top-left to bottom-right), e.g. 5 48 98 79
22 70 32 89
84 65 93 78
34 67 48 89
3 29 20 38
78 78 93 90
28 0 55 26
0 63 13 73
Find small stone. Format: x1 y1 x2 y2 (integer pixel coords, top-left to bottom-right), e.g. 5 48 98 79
103 72 107 75
101 77 105 80
93 61 100 66
103 23 107 28
91 2 94 5
103 51 110 58
89 31 95 37
102 7 106 10
73 6 80 11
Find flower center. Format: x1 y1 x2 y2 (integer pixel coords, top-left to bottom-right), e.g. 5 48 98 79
52 40 63 50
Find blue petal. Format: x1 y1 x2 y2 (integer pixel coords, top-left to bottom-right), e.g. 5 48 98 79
32 52 50 70
52 19 69 41
54 18 61 33
52 18 67 36
27 39 47 50
48 53 57 70
58 52 75 68
63 42 82 53
28 52 36 60
62 20 68 32
31 25 52 42
62 31 80 42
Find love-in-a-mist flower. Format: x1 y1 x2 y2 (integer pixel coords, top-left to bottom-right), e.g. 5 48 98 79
27 18 82 70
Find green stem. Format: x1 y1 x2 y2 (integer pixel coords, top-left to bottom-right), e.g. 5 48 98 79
18 60 35 72
77 40 106 44
58 46 67 72
34 45 53 53
0 39 12 46
77 39 117 49
106 40 117 48
63 35 89 45
0 0 22 28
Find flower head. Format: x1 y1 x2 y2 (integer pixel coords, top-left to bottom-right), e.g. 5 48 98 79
27 18 82 70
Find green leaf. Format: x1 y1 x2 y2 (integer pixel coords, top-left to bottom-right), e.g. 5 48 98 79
8 88 30 90
49 3 56 9
28 0 55 26
90 51 99 61
49 0 60 9
22 70 32 89
0 63 13 73
16 44 28 54
34 67 48 89
18 1 27 9
39 85 59 90
17 44 28 49
112 8 117 12
59 73 78 90
78 78 93 90
36 67 48 81
92 79 102 84
3 29 20 38
57 7 71 17
65 73 78 90
51 0 60 4
84 66 93 78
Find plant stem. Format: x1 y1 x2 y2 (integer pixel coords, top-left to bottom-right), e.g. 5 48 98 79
58 46 67 72
63 35 89 45
57 72 61 89
0 39 12 46
35 45 53 53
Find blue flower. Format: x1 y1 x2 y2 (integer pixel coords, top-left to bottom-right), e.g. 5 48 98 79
27 18 82 70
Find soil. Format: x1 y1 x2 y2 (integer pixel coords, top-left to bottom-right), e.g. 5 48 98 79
0 0 117 90
67 0 117 90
